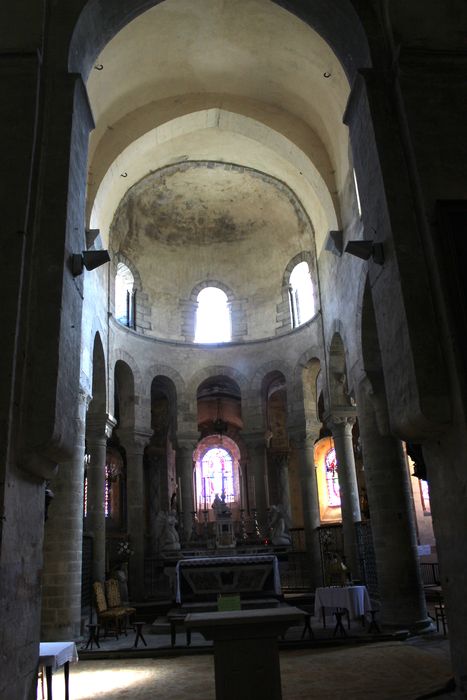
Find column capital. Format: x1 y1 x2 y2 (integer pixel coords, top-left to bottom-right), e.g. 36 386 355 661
86 413 116 439
119 428 152 453
176 434 199 452
269 450 290 469
325 413 356 434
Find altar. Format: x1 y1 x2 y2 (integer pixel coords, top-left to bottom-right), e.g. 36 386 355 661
175 554 281 605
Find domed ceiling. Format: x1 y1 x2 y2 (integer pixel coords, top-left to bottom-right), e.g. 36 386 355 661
111 160 311 252
86 0 352 254
111 160 316 342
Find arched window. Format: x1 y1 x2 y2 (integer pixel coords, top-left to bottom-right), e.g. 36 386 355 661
199 447 235 507
289 261 314 327
325 447 341 507
115 262 136 328
194 287 231 343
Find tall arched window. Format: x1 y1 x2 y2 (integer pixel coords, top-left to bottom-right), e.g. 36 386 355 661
325 447 341 507
289 261 314 327
194 287 231 343
200 447 235 507
115 262 136 328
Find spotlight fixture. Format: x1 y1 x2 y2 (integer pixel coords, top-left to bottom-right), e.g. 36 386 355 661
71 250 111 276
325 229 343 256
344 240 384 265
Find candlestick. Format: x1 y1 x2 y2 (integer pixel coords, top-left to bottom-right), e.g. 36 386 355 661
178 477 183 512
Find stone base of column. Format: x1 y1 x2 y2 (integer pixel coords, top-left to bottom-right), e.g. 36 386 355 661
381 616 435 635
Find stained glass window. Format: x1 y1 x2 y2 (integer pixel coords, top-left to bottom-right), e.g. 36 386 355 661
201 447 234 506
325 447 340 507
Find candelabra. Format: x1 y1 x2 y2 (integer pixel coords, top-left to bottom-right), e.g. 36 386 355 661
190 510 199 542
202 509 209 540
238 509 248 542
251 508 262 540
178 511 185 545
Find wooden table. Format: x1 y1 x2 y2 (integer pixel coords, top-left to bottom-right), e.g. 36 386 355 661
39 642 78 700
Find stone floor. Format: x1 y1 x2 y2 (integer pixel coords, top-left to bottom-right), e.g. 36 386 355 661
38 630 455 700
41 594 454 699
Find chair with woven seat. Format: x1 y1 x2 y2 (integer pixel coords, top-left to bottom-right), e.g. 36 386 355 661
105 577 136 631
93 581 127 638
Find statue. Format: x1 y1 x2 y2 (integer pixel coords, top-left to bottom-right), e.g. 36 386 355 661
212 493 231 518
268 504 292 546
155 510 181 552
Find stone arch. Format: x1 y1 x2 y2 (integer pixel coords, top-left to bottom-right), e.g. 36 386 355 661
151 374 178 443
277 251 318 334
359 276 391 436
261 370 289 449
144 363 185 401
114 360 135 432
328 331 354 414
111 251 151 334
88 332 107 416
187 366 249 403
111 348 144 396
69 1 371 84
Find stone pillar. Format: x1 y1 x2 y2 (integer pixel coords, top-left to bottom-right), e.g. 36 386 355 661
85 414 116 584
295 435 323 590
120 431 150 601
422 433 467 694
357 385 430 631
41 389 89 640
244 435 268 530
272 451 292 525
327 415 361 578
176 442 197 537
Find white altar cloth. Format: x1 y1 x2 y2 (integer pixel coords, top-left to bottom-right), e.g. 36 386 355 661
314 585 371 620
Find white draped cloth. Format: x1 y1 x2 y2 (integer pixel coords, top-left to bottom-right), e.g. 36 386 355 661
314 586 371 620
39 642 78 672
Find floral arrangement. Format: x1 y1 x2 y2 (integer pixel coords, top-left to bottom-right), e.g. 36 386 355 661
116 540 134 559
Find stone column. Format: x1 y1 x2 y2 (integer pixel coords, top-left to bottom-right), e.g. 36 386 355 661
357 385 431 631
327 415 361 578
295 435 323 590
41 389 89 640
272 451 292 525
120 431 150 601
244 435 268 530
85 414 116 584
176 441 197 538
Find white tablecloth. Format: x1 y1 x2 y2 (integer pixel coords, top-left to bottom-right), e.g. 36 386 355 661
39 642 78 672
314 586 371 620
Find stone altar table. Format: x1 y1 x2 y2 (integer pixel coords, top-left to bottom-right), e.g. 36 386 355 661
184 606 304 700
175 554 281 604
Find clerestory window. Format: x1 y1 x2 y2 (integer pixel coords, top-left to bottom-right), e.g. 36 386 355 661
115 262 136 328
289 261 314 328
194 287 231 343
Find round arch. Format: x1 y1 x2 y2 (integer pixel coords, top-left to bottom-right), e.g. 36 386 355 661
69 0 371 84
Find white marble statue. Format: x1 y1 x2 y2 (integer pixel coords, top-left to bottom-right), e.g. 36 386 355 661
268 504 292 546
155 510 181 552
212 493 231 518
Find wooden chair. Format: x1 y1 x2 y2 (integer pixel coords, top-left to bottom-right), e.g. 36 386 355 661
93 581 127 638
105 577 136 631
